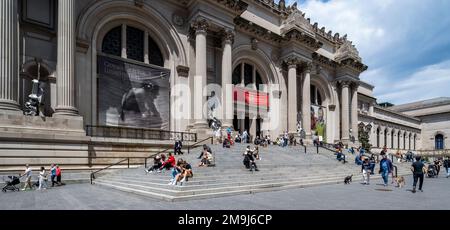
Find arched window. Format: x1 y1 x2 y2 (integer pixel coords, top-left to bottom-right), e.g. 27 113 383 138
391 130 394 149
435 134 444 150
414 134 416 150
102 26 122 56
397 131 401 149
311 85 323 106
101 25 164 66
408 133 412 150
403 133 406 150
232 62 264 90
376 128 380 147
384 129 387 148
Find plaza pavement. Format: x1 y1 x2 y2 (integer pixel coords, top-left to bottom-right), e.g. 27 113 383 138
0 175 449 210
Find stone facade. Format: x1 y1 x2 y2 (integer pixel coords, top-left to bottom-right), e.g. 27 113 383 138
0 0 448 166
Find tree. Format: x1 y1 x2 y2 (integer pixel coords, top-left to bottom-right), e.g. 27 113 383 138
358 123 372 151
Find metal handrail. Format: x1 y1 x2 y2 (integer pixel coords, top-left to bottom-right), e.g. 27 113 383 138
393 165 398 178
187 136 214 154
318 142 347 164
187 136 214 166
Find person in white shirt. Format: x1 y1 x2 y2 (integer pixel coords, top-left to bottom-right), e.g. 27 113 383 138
21 164 33 191
38 167 48 190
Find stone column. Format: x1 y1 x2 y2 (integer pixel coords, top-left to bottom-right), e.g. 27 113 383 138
302 64 312 139
250 116 256 141
54 0 78 116
221 30 234 129
286 57 299 134
341 81 350 141
192 19 208 128
0 0 20 112
351 83 359 142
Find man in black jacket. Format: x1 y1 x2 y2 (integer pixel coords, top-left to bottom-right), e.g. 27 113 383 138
444 157 450 178
411 156 425 193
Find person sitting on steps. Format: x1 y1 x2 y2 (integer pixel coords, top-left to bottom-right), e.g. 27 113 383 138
169 159 184 185
173 160 193 186
197 144 212 159
146 154 162 173
251 146 261 160
198 149 213 167
243 146 259 171
159 152 175 171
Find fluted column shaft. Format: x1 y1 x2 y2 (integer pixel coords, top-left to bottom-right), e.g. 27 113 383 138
0 0 20 112
54 0 78 116
221 31 233 128
193 20 208 128
302 66 311 138
287 63 297 134
351 84 359 141
341 82 350 141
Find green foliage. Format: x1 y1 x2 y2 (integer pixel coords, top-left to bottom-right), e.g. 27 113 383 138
358 127 372 151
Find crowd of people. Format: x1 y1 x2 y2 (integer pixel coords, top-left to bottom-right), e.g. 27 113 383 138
18 164 64 191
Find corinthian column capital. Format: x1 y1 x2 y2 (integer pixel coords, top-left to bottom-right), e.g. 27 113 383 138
283 56 302 69
191 18 209 34
221 29 235 45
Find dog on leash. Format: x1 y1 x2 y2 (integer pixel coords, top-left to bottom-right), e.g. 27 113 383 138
394 176 405 188
344 175 353 184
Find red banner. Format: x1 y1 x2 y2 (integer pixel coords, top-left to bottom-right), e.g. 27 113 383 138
233 87 269 107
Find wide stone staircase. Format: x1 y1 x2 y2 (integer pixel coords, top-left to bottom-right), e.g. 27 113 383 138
92 143 413 201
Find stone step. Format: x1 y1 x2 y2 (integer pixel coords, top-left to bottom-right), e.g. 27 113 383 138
95 175 355 197
98 172 380 190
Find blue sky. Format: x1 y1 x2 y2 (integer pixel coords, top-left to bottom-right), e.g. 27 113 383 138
276 0 450 105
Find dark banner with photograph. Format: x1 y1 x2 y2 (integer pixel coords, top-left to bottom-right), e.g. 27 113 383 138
97 55 170 129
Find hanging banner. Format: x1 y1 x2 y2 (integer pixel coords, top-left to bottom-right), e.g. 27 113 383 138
311 105 326 141
97 55 170 129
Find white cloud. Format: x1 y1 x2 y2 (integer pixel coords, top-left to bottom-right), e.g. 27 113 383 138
298 0 450 104
372 60 450 104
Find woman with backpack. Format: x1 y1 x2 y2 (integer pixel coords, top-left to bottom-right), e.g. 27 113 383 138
379 153 393 186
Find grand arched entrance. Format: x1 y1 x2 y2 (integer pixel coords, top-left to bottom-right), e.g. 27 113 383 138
232 61 269 140
96 22 170 129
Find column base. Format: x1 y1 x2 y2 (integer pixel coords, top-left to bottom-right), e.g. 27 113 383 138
54 106 79 117
193 121 209 129
0 99 21 113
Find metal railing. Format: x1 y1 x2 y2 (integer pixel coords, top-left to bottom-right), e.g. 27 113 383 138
416 149 450 157
187 136 215 166
86 125 197 142
317 142 347 164
393 165 398 178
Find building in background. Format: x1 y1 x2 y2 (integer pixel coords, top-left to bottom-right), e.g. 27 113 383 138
0 0 448 168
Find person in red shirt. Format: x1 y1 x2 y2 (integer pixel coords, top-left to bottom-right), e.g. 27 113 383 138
56 164 62 186
160 153 175 171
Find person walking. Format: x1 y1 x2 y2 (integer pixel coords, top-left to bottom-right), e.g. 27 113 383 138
21 164 33 191
444 157 450 178
411 156 426 193
50 164 57 187
38 167 48 190
56 165 62 186
379 153 393 186
361 158 371 185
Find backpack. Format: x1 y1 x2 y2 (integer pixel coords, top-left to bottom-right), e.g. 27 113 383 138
381 160 389 171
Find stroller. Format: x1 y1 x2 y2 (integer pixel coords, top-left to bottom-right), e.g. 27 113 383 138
427 164 438 178
2 176 21 192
